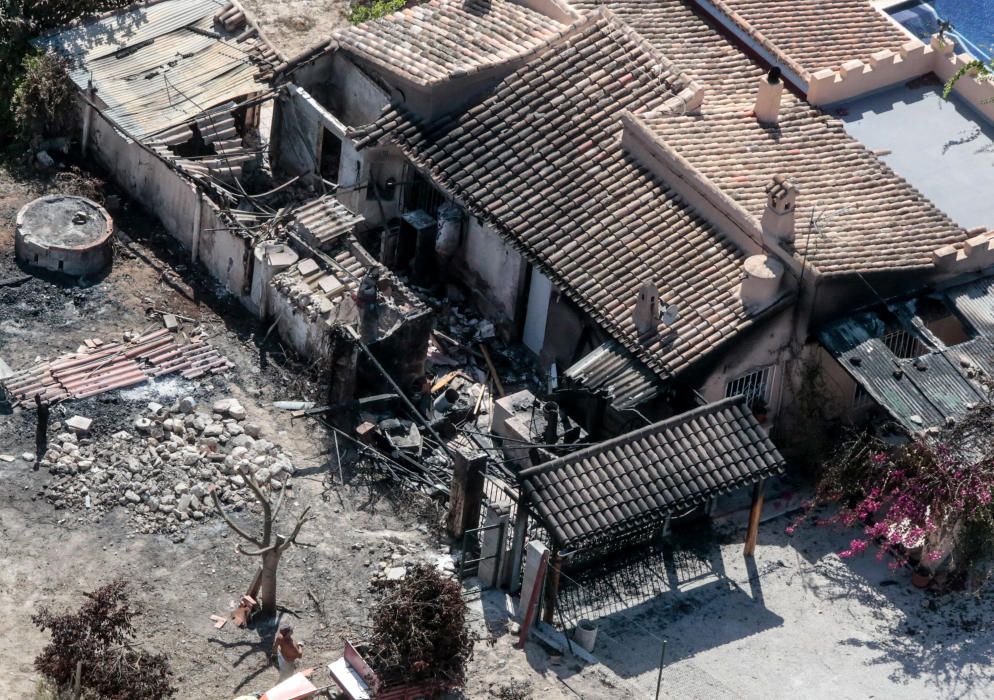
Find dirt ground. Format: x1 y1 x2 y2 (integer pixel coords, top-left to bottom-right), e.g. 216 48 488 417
0 162 623 699
0 164 437 697
241 0 349 59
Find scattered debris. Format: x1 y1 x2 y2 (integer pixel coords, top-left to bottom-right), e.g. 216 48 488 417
65 415 92 434
40 397 297 535
1 328 233 407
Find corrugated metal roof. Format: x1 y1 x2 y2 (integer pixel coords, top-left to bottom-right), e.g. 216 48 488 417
34 0 274 140
821 276 994 433
564 340 664 410
947 277 994 336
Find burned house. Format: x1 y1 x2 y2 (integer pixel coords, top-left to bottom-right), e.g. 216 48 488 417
35 0 432 397
274 0 972 445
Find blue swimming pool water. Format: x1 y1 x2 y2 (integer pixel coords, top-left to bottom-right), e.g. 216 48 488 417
889 0 994 61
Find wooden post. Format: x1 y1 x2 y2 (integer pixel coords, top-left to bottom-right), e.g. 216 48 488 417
744 479 765 557
447 449 487 539
507 505 530 592
542 551 562 624
462 454 486 536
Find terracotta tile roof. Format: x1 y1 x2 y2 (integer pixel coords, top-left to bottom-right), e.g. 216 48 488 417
289 194 365 249
334 0 569 87
702 0 912 79
355 11 762 381
519 396 785 550
570 0 777 105
638 103 966 275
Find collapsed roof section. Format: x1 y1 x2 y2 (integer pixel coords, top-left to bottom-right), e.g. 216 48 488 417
333 0 574 88
262 195 429 354
821 276 994 434
519 395 785 552
35 0 280 141
35 0 291 217
353 10 766 383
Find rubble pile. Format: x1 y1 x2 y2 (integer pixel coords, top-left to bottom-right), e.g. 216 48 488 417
40 396 296 534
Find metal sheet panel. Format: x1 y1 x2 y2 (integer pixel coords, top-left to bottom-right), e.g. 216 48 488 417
821 316 945 432
35 0 269 139
898 351 985 421
948 277 994 336
565 340 664 410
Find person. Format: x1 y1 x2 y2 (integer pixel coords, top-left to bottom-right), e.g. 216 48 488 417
272 624 303 682
35 394 50 456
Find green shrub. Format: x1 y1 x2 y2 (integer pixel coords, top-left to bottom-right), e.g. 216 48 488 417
348 0 408 24
12 51 77 145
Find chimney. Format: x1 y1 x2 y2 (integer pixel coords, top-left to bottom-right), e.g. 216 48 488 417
633 282 660 336
761 174 798 246
754 67 784 124
740 254 785 310
356 266 381 342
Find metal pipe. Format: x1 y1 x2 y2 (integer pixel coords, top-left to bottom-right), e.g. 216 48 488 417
543 401 559 445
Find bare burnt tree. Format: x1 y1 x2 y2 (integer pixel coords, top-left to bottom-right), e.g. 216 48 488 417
211 469 313 617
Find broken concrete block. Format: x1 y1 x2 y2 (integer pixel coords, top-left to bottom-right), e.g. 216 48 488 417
297 258 320 277
66 415 93 434
162 314 179 332
0 454 15 462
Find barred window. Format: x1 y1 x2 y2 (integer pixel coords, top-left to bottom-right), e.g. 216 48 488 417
725 365 775 407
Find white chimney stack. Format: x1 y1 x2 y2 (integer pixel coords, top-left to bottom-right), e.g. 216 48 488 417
633 282 660 336
754 67 784 125
761 174 798 246
740 254 785 310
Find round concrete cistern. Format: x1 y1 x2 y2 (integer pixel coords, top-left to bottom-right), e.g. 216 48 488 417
15 195 114 277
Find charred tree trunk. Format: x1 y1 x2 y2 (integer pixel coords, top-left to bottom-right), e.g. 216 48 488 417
258 538 286 617
211 473 311 620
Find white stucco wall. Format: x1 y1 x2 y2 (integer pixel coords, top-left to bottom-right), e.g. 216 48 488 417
458 217 527 326
89 107 254 310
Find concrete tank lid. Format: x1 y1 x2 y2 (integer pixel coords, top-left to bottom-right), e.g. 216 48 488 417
16 195 113 250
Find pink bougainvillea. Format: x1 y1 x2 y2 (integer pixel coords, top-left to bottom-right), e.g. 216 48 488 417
788 433 994 571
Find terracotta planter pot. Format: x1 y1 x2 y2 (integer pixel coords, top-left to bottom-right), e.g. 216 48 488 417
911 572 932 589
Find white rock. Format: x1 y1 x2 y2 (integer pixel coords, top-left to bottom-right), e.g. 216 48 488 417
212 399 234 414
228 403 246 421
66 416 93 434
